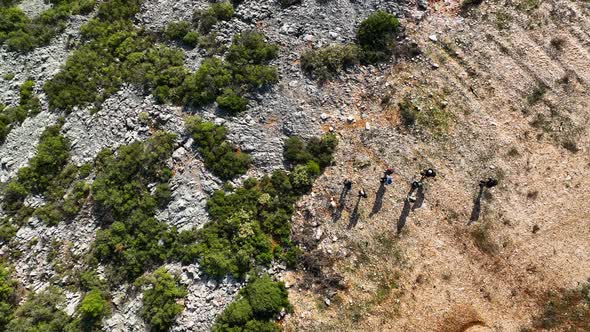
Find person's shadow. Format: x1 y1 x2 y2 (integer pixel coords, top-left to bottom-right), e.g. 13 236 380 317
369 182 386 217
332 185 350 223
411 186 425 211
348 196 362 229
397 186 416 235
469 185 484 224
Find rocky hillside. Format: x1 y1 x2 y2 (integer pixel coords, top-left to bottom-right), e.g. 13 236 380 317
0 0 589 331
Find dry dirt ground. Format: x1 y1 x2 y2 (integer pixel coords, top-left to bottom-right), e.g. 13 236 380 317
283 0 590 331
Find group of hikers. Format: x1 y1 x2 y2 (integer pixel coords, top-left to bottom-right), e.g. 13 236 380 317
342 166 498 215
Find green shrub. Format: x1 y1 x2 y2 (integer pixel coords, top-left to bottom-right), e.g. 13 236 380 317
0 263 17 330
210 2 234 21
0 1 97 52
78 290 108 322
0 220 17 243
213 275 290 331
356 11 400 63
283 134 338 169
19 80 40 115
91 132 178 282
2 121 74 221
182 31 199 48
0 80 41 143
216 88 248 113
164 21 190 41
185 116 251 180
136 268 186 332
194 2 234 33
5 287 69 332
300 44 360 81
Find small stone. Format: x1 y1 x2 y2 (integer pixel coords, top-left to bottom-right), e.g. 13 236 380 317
303 34 314 42
365 122 371 130
320 113 329 121
324 298 331 306
429 34 438 42
347 116 354 123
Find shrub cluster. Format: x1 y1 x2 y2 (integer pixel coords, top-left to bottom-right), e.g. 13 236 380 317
193 2 235 34
283 134 338 169
2 120 90 226
91 131 178 282
0 80 41 143
0 0 96 52
301 10 400 80
164 20 200 48
44 1 187 111
300 44 360 81
44 0 277 114
5 287 69 332
356 10 400 63
185 116 251 181
182 31 278 113
66 288 109 331
174 134 337 279
0 263 18 330
136 268 186 332
213 275 291 332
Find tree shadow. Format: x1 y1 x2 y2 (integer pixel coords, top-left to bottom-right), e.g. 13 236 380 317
369 182 386 217
332 185 351 223
411 186 425 211
469 185 484 225
347 196 362 229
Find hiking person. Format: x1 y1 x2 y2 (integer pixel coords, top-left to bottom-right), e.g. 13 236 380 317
358 189 368 198
385 167 394 175
385 175 393 185
411 180 423 189
480 177 498 188
421 168 437 178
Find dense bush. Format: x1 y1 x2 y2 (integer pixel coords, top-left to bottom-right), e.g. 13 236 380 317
300 44 360 81
164 21 190 41
91 131 178 282
78 290 108 321
5 287 69 332
182 30 199 48
64 289 110 331
45 0 276 114
185 116 251 180
0 263 17 330
45 7 189 111
136 268 186 332
182 31 278 112
213 275 290 331
283 134 338 169
164 20 200 48
193 2 234 33
0 0 96 52
356 11 400 63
